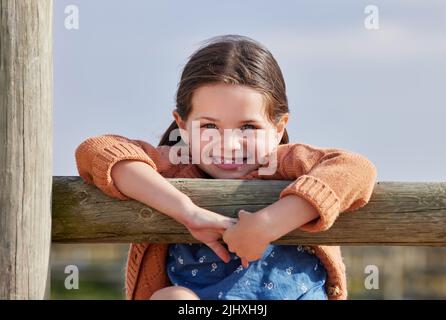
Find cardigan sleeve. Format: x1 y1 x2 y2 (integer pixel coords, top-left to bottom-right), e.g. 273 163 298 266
74 134 171 200
276 143 377 232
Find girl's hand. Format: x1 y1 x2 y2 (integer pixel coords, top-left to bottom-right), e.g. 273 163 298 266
224 196 321 268
184 204 237 263
223 210 271 268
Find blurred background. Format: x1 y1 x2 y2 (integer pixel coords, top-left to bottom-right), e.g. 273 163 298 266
52 0 446 299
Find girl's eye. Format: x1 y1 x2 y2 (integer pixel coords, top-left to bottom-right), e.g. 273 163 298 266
241 124 257 131
201 123 258 130
201 123 218 129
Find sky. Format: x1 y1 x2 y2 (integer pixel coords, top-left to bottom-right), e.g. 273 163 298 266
53 0 446 181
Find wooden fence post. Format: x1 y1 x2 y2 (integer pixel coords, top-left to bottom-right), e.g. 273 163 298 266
0 0 53 299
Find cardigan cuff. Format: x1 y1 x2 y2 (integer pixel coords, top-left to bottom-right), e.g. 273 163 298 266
279 175 341 232
91 142 157 200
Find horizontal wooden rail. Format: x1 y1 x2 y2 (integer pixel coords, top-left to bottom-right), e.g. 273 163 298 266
52 177 446 246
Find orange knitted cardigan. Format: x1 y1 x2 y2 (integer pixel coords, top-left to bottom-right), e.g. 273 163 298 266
75 134 377 300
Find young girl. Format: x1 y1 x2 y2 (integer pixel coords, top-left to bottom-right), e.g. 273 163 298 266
75 35 377 300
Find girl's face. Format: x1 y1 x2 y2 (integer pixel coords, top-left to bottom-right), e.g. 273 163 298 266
173 83 288 179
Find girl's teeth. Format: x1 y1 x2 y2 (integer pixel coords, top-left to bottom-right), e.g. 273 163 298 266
213 158 246 164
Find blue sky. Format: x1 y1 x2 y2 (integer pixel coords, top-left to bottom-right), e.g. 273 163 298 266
54 0 446 181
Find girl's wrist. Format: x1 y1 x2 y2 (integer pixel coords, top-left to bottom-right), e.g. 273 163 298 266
176 197 199 227
256 195 321 242
252 210 277 243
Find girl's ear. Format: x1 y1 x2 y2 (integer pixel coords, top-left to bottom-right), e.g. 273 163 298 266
276 113 289 141
172 110 186 130
172 110 190 145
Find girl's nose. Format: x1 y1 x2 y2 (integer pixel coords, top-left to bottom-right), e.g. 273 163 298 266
223 132 243 152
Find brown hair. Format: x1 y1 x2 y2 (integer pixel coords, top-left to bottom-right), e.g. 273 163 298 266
158 34 289 146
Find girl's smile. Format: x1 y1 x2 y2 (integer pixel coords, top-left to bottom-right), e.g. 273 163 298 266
211 156 248 170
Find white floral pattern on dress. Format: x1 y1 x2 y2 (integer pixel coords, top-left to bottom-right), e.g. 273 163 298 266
286 266 293 275
234 265 244 273
264 282 274 290
166 243 327 300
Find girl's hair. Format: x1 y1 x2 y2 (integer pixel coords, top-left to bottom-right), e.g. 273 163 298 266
158 34 289 147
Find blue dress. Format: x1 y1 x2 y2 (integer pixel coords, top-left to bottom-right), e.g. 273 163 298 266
166 243 327 300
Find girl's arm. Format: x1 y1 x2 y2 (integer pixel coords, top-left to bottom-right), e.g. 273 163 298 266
75 134 193 224
224 144 377 265
75 134 164 200
75 134 235 261
111 160 194 226
258 143 378 232
253 194 320 242
112 160 236 263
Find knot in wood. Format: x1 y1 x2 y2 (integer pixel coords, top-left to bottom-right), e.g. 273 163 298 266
79 190 89 204
139 208 153 219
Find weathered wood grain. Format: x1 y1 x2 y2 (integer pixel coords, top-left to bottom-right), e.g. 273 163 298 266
0 1 53 299
52 177 446 246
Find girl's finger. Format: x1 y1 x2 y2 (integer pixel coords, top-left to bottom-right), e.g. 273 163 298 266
206 241 231 263
238 210 251 218
199 212 236 229
222 216 238 226
209 228 226 236
241 257 249 269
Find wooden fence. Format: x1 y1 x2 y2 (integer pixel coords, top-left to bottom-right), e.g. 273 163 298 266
53 177 446 246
